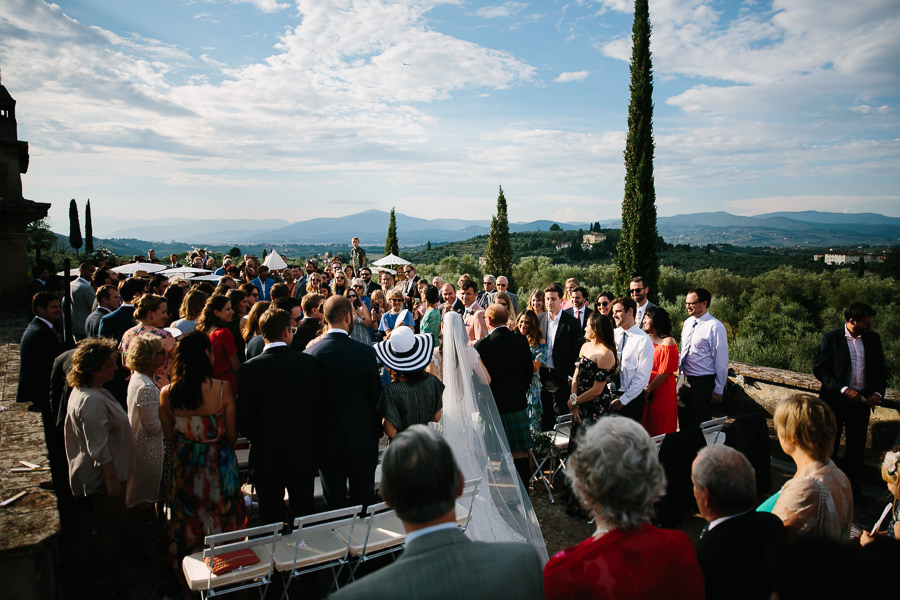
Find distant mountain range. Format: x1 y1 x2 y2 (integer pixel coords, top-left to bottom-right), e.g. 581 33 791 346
82 209 900 249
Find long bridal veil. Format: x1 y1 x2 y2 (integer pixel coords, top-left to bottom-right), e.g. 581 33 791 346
440 312 548 563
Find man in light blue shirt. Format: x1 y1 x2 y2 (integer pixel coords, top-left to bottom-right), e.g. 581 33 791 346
678 287 729 429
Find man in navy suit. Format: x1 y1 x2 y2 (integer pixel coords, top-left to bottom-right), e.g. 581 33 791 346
84 285 121 338
330 426 544 600
813 302 886 492
238 308 322 524
17 291 64 409
539 283 583 431
563 285 592 329
305 296 382 509
692 445 785 600
98 277 146 342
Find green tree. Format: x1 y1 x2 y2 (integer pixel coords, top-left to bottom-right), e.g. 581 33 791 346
27 218 57 253
68 198 82 256
228 246 241 258
856 255 865 277
84 199 94 254
486 185 513 281
615 0 659 299
549 223 562 232
385 207 399 256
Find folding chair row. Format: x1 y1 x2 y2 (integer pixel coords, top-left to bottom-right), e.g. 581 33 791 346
530 414 573 503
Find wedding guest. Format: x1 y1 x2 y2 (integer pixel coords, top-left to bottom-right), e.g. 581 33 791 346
124 334 165 510
529 288 548 329
641 306 678 436
860 446 900 545
171 289 208 335
516 310 546 434
242 300 271 360
544 418 704 599
196 295 239 390
119 294 177 388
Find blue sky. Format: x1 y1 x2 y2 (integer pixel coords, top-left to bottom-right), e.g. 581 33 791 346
2 0 898 236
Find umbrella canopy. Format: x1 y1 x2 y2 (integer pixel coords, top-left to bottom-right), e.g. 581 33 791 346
372 253 410 267
56 268 80 278
369 266 396 276
111 262 166 275
160 267 212 279
263 250 288 271
190 274 236 282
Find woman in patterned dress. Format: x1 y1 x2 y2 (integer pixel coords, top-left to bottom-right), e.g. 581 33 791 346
568 312 617 441
119 294 176 388
159 332 245 562
516 310 546 434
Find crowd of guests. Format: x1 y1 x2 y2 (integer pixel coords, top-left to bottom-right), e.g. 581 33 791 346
17 242 898 598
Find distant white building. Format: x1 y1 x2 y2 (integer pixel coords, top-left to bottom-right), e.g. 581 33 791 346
583 232 606 244
555 242 571 251
819 251 885 265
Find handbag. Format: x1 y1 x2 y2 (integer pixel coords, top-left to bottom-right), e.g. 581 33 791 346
204 548 260 575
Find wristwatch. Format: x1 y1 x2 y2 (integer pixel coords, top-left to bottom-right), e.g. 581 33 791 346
569 394 578 408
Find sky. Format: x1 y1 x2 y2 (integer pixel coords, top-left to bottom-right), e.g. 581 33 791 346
2 0 899 236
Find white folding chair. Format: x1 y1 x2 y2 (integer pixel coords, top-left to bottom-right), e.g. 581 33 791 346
273 504 363 599
548 414 574 491
182 522 282 599
650 433 666 454
700 417 728 446
454 478 482 532
335 502 406 580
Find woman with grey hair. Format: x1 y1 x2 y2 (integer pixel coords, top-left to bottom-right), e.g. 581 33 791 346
543 417 705 599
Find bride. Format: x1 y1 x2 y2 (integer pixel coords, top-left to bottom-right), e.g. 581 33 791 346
439 311 548 563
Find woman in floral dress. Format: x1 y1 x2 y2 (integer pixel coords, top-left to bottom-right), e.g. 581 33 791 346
516 310 546 434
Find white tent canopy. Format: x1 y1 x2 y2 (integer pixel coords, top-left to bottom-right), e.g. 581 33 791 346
263 250 288 271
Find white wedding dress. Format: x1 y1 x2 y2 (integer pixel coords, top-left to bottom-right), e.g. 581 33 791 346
439 312 548 563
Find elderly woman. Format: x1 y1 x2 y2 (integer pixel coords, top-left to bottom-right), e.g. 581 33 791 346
124 334 165 510
760 394 853 540
544 417 705 599
65 337 135 504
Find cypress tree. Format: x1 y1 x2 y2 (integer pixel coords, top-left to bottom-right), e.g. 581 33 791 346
385 208 399 256
68 198 83 256
486 185 512 282
84 199 94 254
615 0 659 298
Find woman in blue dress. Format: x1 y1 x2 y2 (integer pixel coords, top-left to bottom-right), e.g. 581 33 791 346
516 310 546 434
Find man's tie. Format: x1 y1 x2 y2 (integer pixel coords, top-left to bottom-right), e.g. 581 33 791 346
679 319 698 370
575 308 582 325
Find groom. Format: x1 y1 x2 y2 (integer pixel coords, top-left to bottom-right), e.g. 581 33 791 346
475 303 535 487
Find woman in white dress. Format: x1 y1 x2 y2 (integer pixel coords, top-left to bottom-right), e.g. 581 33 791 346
124 333 165 510
440 312 548 563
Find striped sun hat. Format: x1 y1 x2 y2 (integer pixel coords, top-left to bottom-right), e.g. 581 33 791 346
374 326 433 372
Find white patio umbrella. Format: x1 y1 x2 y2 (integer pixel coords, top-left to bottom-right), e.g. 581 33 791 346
56 268 80 278
191 274 236 282
372 253 410 267
160 266 212 279
111 262 166 275
369 266 396 276
262 250 288 271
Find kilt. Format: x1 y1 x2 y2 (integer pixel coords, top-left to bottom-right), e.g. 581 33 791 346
500 409 532 452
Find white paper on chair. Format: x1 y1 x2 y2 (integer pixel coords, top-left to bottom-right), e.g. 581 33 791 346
871 502 893 534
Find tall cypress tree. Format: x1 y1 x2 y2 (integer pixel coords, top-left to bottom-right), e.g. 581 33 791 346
84 199 94 254
486 185 512 282
615 0 659 298
68 198 83 257
385 207 399 256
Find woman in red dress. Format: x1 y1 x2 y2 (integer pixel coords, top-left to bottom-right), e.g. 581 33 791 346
195 295 238 390
544 418 704 600
641 306 678 436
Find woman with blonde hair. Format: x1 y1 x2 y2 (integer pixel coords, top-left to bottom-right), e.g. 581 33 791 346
759 394 853 540
494 291 518 328
861 446 900 545
124 333 165 510
281 267 296 296
561 277 579 310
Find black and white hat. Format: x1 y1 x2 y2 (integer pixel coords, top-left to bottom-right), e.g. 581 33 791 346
374 326 433 372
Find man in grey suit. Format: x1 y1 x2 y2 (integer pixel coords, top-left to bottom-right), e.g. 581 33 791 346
331 425 544 600
66 262 96 340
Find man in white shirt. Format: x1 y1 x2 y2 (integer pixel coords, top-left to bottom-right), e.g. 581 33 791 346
611 297 654 422
629 276 656 328
539 283 583 431
678 288 729 429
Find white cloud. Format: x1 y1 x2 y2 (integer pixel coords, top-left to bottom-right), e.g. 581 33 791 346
476 2 528 19
227 0 290 13
555 70 589 83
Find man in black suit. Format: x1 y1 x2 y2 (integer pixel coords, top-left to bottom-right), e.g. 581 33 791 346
539 283 583 432
813 302 886 492
563 285 592 329
98 277 146 342
238 308 322 525
305 296 382 509
18 291 64 409
440 283 464 318
294 293 325 352
475 303 535 486
400 264 421 310
84 285 121 338
26 264 50 313
692 445 785 600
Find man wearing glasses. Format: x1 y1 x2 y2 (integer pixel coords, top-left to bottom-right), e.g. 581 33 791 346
678 288 728 429
478 275 497 310
493 276 519 313
360 267 379 296
629 276 656 328
401 265 421 310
